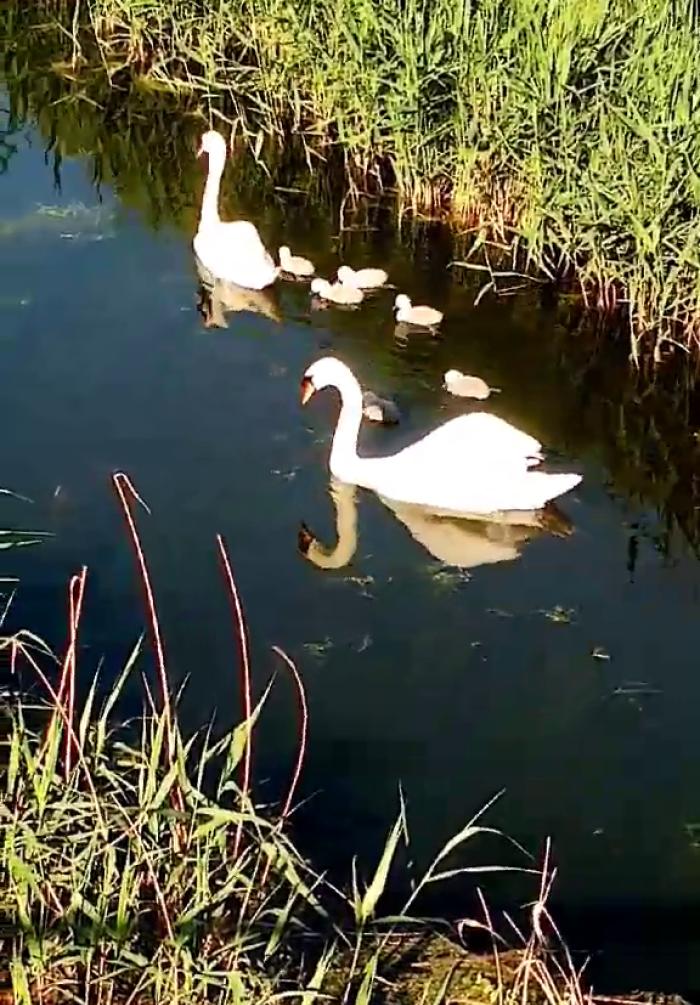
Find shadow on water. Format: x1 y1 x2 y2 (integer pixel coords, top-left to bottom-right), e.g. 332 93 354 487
5 11 700 997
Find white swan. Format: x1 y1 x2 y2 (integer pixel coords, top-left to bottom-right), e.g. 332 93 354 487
300 357 582 513
300 479 572 572
193 130 278 290
444 369 499 400
337 265 388 289
279 245 315 278
310 278 364 306
394 294 442 328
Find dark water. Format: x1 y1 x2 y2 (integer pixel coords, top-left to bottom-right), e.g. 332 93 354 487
3 70 700 996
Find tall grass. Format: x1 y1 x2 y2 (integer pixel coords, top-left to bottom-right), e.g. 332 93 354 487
0 473 592 1004
7 0 700 355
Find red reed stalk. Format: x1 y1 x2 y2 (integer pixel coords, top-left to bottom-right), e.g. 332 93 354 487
215 534 252 860
112 472 174 763
63 568 87 777
271 646 308 821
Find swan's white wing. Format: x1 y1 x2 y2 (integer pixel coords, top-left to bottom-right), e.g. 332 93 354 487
394 412 542 472
195 220 277 288
220 221 274 261
358 412 551 512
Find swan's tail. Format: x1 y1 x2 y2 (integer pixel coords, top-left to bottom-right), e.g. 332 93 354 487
525 471 581 509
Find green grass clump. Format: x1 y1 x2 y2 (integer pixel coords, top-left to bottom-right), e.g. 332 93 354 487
0 615 589 1005
5 0 700 356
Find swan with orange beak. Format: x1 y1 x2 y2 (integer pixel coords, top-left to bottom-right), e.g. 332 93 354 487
299 356 581 511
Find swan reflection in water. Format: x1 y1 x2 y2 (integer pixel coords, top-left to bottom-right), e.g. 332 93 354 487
299 478 573 572
195 255 282 328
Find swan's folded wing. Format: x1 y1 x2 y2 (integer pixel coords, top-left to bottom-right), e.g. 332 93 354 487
395 412 543 472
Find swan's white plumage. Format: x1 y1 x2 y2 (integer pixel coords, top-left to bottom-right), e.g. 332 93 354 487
193 131 277 290
443 369 496 400
337 265 388 289
302 357 581 514
279 245 315 277
310 278 364 305
394 294 442 327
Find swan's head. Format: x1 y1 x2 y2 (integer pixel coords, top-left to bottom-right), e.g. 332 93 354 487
310 278 330 296
197 130 227 165
394 293 411 311
443 369 462 387
279 245 291 262
336 265 355 284
301 356 356 404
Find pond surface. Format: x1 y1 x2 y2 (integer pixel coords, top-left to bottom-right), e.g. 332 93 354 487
2 77 700 995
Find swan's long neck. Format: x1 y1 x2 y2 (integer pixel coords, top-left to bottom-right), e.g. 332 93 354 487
200 153 224 229
329 373 364 481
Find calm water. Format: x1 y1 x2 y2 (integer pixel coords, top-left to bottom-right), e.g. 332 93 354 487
3 81 700 994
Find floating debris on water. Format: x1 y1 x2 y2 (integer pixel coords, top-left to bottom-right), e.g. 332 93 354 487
540 605 576 624
302 637 333 662
343 574 375 598
271 466 299 481
0 295 30 309
591 646 611 660
430 566 472 589
612 681 661 696
0 202 115 240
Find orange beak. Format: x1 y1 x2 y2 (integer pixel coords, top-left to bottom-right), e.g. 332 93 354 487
300 376 315 405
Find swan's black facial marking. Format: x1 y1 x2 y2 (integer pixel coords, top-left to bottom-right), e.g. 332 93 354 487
300 376 315 405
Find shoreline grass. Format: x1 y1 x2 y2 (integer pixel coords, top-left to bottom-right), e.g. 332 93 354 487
5 0 700 358
5 18 700 565
0 472 599 1004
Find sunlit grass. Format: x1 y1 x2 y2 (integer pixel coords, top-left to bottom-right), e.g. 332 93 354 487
7 0 700 356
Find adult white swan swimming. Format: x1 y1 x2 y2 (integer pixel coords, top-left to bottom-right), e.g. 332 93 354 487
193 130 278 290
300 357 582 513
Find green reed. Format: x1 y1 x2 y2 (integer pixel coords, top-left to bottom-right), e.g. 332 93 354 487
12 0 698 355
0 586 587 1005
